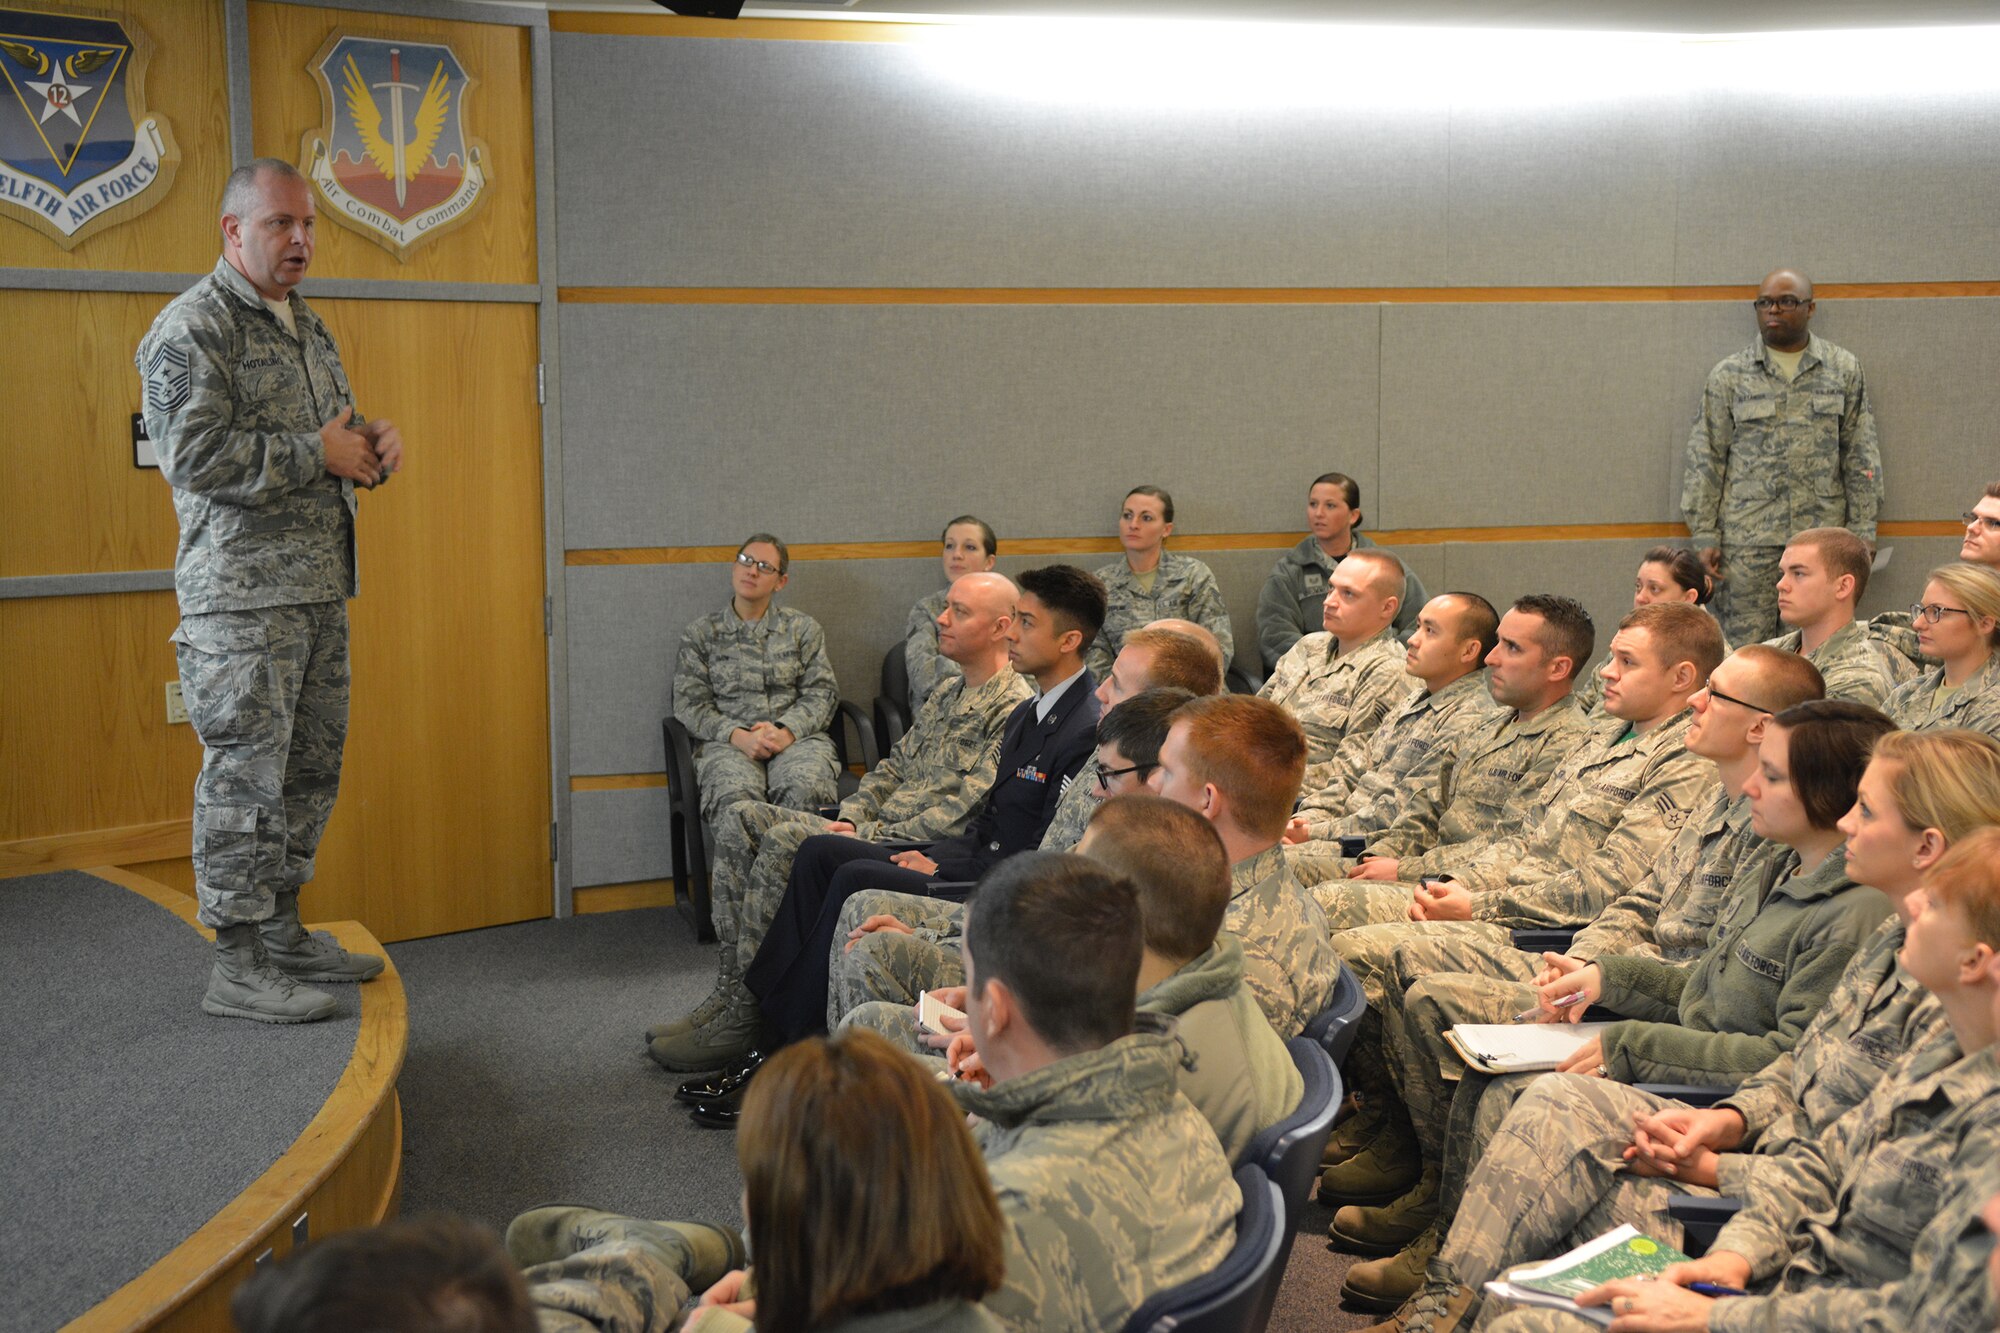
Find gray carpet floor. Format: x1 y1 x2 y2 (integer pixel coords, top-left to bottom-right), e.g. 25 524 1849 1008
0 872 357 1333
390 904 1390 1331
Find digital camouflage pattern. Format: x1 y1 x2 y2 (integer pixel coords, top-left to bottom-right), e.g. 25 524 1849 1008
139 257 369 929
1035 771 1097 854
958 1029 1239 1333
673 600 841 822
1292 670 1499 846
1682 334 1883 644
708 668 1028 960
904 588 958 712
1763 619 1902 710
173 603 349 928
826 888 965 1028
1371 696 1593 879
1885 655 2000 742
1567 787 1770 965
1258 626 1408 792
1086 551 1235 681
1226 844 1337 1038
1715 544 1787 649
1255 533 1428 670
138 257 360 616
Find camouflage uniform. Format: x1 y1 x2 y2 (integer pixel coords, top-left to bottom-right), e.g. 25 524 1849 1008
1228 844 1338 1038
672 601 841 825
903 588 958 712
959 1028 1240 1333
520 1226 726 1333
138 257 364 929
1034 770 1097 854
1682 334 1883 646
1763 619 1901 710
1864 609 1930 681
1293 671 1499 845
1382 788 1771 1154
1885 654 2000 741
1086 552 1234 681
708 668 1031 962
1429 919 1955 1328
1259 626 1409 794
1255 532 1428 669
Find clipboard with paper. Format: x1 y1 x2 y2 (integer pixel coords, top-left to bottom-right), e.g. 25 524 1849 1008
1443 1022 1614 1074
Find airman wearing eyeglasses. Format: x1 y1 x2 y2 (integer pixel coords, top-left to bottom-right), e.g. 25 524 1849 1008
671 533 842 826
1683 269 1883 647
1885 562 2000 741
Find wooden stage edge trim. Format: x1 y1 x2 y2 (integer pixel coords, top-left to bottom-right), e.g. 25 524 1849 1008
67 871 408 1333
567 521 1962 567
559 282 2000 306
0 819 190 879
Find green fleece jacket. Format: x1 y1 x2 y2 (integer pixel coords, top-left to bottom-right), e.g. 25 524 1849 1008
1139 936 1304 1165
1594 846 1892 1086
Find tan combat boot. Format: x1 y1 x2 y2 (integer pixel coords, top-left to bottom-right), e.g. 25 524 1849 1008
646 942 738 1044
1330 1164 1438 1255
1318 1107 1421 1205
205 923 338 1023
648 977 762 1072
258 890 384 982
1343 1224 1443 1315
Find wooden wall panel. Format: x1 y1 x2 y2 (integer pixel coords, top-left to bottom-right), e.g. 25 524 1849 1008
0 590 204 840
0 0 230 272
0 291 183 577
247 2 537 285
298 297 550 940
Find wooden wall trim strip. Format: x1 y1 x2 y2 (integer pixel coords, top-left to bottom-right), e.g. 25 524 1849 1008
566 520 1962 568
575 879 676 914
551 12 941 42
559 282 2000 307
0 820 191 879
571 773 669 791
0 570 176 600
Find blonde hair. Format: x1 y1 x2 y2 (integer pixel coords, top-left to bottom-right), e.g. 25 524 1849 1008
1926 562 2000 647
1870 729 2000 842
1924 827 2000 951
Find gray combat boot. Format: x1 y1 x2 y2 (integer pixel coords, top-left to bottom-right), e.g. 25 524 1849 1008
258 889 384 982
205 923 338 1023
506 1206 745 1285
645 942 737 1045
648 966 762 1073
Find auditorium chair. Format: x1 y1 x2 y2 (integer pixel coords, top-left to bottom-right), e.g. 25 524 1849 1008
1121 1166 1285 1333
1302 963 1369 1068
1225 652 1264 696
1511 928 1578 954
1666 1195 1743 1258
875 645 912 753
1246 1037 1341 1267
661 702 880 942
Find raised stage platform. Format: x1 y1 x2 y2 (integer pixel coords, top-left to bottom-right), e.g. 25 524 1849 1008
0 868 405 1332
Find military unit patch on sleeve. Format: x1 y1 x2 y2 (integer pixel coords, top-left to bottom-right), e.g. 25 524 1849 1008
144 341 189 413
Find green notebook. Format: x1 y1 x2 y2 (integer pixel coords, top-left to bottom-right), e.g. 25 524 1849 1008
1486 1224 1694 1325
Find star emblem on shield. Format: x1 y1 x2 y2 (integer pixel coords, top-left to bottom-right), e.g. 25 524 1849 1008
299 33 490 261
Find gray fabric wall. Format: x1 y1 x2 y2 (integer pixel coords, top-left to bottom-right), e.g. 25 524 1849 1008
553 28 1999 887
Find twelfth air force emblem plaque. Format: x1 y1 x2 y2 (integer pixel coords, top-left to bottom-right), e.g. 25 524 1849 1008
301 33 488 262
0 5 177 249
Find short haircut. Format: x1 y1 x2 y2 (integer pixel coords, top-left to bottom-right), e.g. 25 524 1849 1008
1619 602 1726 683
942 514 998 556
1512 594 1596 682
964 851 1141 1054
1728 644 1827 712
1097 687 1196 768
1870 729 2000 841
1640 545 1715 606
1081 794 1231 963
1016 564 1108 651
230 1215 535 1333
1927 562 2000 647
738 1028 1005 1332
1125 484 1175 524
738 531 790 574
1771 699 1895 830
1122 626 1224 697
1342 548 1406 600
219 157 305 221
1985 480 2000 501
1923 826 2000 951
1169 694 1306 839
1311 471 1361 511
1439 591 1501 660
1787 527 1872 603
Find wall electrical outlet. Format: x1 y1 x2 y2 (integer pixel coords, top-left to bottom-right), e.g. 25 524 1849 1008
164 681 188 725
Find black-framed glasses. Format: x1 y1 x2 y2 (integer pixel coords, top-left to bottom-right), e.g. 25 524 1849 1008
734 552 782 577
1912 602 1975 625
1752 295 1809 312
1096 761 1157 789
1964 511 2000 534
1701 683 1772 714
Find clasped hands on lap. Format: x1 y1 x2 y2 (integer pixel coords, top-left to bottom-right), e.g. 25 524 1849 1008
728 721 796 760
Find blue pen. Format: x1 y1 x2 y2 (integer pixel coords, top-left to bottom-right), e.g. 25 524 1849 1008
1689 1282 1747 1298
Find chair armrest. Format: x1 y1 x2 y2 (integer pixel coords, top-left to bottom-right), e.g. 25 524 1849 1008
1635 1084 1735 1108
925 879 977 901
834 699 881 771
1511 928 1577 953
1666 1195 1743 1225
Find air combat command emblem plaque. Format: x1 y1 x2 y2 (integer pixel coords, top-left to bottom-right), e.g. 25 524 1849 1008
301 33 488 261
0 5 177 249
